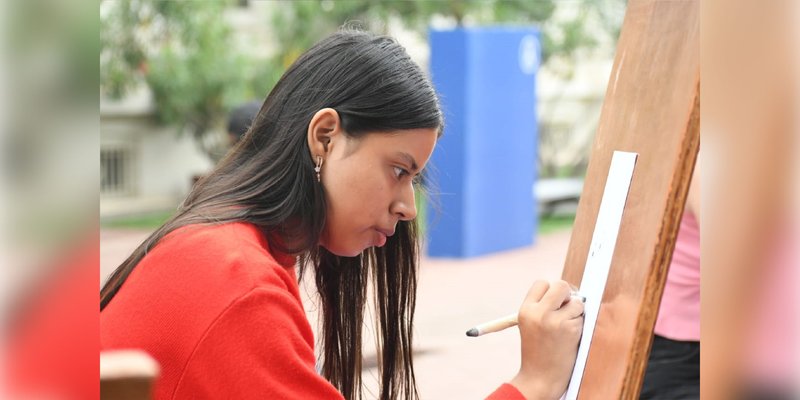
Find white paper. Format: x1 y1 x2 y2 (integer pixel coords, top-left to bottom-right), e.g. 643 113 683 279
562 151 638 400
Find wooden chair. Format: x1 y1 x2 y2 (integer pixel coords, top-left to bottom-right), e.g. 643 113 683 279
100 350 159 400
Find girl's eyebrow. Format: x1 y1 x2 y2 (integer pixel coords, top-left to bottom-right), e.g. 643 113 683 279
395 152 419 172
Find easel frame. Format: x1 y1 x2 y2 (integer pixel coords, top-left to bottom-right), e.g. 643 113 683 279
560 1 700 398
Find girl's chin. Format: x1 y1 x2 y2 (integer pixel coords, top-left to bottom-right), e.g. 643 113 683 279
320 243 366 258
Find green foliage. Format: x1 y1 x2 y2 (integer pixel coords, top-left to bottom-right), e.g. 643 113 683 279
102 210 175 230
272 0 625 69
101 0 275 159
267 0 598 66
101 0 622 161
538 213 575 234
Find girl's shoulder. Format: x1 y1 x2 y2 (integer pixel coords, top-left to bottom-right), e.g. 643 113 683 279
130 221 300 307
161 221 296 268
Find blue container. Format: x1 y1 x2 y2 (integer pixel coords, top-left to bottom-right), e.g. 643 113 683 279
426 27 540 258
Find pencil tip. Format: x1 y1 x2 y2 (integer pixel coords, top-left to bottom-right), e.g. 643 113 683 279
466 328 479 337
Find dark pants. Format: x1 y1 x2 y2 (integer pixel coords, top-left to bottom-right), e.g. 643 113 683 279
739 388 798 400
640 335 700 400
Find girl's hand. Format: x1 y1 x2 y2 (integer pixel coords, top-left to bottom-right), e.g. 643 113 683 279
509 280 584 400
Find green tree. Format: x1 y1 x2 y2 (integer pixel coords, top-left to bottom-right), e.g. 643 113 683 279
268 0 617 71
101 0 277 160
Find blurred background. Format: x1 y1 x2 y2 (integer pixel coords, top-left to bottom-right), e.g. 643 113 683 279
0 0 796 399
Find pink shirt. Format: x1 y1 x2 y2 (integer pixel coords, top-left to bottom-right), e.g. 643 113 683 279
743 224 798 389
654 211 701 341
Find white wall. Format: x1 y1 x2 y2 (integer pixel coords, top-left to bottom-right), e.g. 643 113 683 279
137 124 214 200
100 115 213 217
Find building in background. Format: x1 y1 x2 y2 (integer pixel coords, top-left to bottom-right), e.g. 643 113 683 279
100 87 214 218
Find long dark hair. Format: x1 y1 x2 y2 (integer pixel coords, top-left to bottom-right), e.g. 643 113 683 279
101 30 442 400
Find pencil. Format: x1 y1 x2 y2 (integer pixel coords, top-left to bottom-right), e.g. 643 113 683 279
465 293 586 337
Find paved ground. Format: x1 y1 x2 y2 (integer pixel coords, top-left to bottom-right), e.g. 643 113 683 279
101 228 571 399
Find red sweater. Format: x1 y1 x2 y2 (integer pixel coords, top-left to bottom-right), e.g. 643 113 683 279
101 222 524 399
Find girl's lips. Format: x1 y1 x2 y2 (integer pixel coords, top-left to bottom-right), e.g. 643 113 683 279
376 227 395 237
375 232 386 247
374 229 388 247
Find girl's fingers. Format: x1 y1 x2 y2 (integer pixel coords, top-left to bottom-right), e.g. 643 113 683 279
558 296 586 320
522 280 551 305
540 280 572 311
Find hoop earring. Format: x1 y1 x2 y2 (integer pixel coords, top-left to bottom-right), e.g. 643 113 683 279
314 156 324 182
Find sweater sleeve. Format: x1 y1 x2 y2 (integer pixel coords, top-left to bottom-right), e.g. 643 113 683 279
486 383 527 400
171 287 343 400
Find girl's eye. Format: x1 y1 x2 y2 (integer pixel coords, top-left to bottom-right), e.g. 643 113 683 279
393 166 409 178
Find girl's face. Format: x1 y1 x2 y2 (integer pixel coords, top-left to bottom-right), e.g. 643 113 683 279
318 127 437 257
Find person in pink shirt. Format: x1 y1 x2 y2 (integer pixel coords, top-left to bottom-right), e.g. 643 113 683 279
740 222 798 399
640 166 700 399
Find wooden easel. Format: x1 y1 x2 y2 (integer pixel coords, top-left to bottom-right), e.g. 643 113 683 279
560 0 699 398
100 350 159 400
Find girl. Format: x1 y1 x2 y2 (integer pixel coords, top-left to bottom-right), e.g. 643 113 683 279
101 30 584 400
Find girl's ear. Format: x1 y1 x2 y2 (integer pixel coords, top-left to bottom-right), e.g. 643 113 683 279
307 108 341 159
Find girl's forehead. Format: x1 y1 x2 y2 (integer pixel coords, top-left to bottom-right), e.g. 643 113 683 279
371 129 438 164
362 129 437 150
